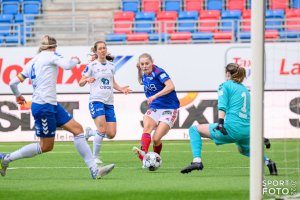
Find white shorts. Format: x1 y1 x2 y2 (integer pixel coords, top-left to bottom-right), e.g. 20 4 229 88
145 108 178 128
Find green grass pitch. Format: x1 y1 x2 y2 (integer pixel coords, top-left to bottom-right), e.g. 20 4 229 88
0 140 299 200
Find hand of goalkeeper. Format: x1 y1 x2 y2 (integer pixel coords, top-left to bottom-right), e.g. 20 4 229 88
214 118 228 135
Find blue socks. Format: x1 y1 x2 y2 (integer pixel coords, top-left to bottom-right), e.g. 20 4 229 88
189 125 202 159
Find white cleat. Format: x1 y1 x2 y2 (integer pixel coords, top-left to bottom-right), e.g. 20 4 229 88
90 164 115 179
132 146 146 157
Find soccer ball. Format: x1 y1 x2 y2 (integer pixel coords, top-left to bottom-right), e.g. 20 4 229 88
142 152 162 171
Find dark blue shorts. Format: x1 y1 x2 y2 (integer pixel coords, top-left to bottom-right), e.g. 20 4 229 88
31 102 73 138
89 101 116 122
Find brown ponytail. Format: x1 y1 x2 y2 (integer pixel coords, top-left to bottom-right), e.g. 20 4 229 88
225 63 246 83
38 35 57 53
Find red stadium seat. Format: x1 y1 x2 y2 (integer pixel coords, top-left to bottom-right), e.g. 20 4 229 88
213 31 233 40
169 32 192 40
265 30 279 39
227 0 246 10
156 11 178 33
286 9 300 30
184 0 204 12
269 0 289 10
199 10 220 32
113 11 135 34
242 9 251 31
142 0 162 12
127 33 149 41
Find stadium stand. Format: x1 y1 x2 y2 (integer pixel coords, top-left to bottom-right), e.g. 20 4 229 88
0 0 299 46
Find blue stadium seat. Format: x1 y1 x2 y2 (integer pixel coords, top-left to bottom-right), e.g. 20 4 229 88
239 31 251 40
0 14 13 36
221 10 241 32
207 0 223 10
265 9 285 31
2 2 20 15
105 33 127 42
134 12 156 33
177 11 198 32
279 30 300 38
148 33 168 42
164 0 181 12
292 0 300 8
1 0 20 2
23 2 41 14
122 0 140 13
192 32 213 40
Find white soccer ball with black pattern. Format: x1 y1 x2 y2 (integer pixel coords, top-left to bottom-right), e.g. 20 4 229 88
142 152 162 171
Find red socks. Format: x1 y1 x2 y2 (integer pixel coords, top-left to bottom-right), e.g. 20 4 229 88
141 133 151 152
153 143 162 155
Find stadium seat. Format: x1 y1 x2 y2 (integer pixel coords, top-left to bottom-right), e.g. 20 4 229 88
122 0 140 13
213 31 233 41
156 11 178 33
241 9 251 31
121 0 139 12
265 10 285 31
192 32 213 41
227 0 246 10
279 30 300 38
286 9 300 31
142 0 162 12
239 31 251 40
105 33 127 42
177 11 198 32
113 11 135 34
169 31 191 41
23 2 41 14
291 0 300 8
0 14 13 36
163 0 181 12
265 30 279 40
207 0 223 10
127 32 148 41
2 2 20 15
148 32 168 42
184 0 204 12
220 10 241 32
134 12 156 33
199 10 220 32
269 0 289 10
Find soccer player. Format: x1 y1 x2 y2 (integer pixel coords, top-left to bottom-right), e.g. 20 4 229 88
180 63 278 176
132 53 180 163
0 35 114 179
79 41 131 164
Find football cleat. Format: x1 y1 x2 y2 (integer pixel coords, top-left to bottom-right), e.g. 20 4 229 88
0 154 9 177
90 164 115 179
180 162 204 174
267 159 278 176
264 138 271 149
132 146 146 161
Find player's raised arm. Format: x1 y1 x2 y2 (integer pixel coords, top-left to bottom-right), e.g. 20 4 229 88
53 55 81 70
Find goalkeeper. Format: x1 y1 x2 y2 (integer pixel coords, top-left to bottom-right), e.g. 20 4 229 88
181 63 278 176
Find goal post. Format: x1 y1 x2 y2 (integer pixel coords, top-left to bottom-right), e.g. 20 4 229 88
250 0 265 200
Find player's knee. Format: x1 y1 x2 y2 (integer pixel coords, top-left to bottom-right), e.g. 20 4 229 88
237 147 249 157
40 144 54 153
106 131 116 139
